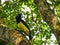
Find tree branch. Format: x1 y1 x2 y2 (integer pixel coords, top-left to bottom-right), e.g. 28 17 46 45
34 0 60 45
0 24 30 45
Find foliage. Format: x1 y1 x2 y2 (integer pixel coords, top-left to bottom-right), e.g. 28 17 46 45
0 0 60 45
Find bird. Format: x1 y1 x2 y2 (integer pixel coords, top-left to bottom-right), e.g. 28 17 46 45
16 13 32 40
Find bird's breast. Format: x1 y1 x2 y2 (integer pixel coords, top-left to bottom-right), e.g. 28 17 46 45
17 22 29 35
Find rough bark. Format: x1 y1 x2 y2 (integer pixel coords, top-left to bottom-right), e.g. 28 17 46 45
0 24 30 45
34 0 60 45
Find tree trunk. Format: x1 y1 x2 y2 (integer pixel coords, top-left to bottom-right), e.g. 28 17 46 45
34 0 60 45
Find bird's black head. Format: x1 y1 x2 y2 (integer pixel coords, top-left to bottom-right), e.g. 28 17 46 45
16 13 22 24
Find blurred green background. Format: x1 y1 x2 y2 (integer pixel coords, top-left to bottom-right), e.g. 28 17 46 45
0 0 60 45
